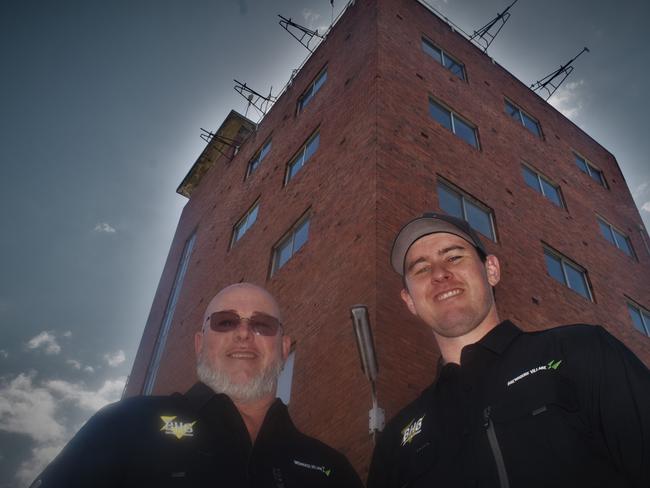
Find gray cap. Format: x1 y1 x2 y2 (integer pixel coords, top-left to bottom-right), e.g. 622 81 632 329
390 212 487 275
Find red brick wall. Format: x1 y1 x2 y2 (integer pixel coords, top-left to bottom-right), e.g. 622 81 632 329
128 0 650 479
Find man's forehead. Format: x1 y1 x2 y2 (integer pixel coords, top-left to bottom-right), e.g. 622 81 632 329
205 284 281 319
405 232 470 259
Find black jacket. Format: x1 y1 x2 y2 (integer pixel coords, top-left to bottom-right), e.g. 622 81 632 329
367 321 650 488
32 382 363 488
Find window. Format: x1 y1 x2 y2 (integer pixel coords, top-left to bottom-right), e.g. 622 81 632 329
574 153 606 187
246 139 271 178
543 247 592 301
277 351 295 404
521 165 564 207
298 67 327 112
272 215 310 274
597 217 635 258
429 99 478 148
421 38 466 80
231 201 260 247
505 99 541 137
285 131 320 183
143 231 197 394
627 301 650 336
437 180 496 241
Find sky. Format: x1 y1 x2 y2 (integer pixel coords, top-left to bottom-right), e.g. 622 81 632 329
1 0 649 486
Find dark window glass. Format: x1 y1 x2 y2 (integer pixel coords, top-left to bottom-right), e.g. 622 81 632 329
444 56 465 80
598 220 615 244
575 155 588 173
465 200 494 240
287 132 319 183
305 133 320 161
438 184 463 218
273 217 310 274
505 100 519 120
429 100 452 131
627 304 649 335
276 240 292 269
294 220 309 252
299 68 327 111
521 112 541 137
588 167 604 186
523 166 542 192
544 251 564 284
454 117 478 148
422 39 442 64
612 228 633 257
540 179 562 207
565 263 590 299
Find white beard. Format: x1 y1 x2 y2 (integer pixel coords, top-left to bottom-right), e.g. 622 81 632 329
196 351 284 403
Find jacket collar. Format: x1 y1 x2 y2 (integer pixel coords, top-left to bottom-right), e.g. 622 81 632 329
477 320 522 355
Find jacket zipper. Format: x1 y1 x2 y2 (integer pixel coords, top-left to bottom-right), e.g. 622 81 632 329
483 406 510 488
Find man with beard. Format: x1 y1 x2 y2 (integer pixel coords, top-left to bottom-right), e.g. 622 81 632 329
367 212 650 488
31 283 362 487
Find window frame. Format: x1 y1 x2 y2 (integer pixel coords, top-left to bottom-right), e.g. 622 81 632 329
521 163 565 208
437 179 496 242
421 37 466 80
142 231 197 395
245 139 272 179
543 245 593 301
270 212 311 276
596 215 635 258
504 98 542 138
428 97 479 149
626 299 650 336
284 130 320 184
230 199 260 249
574 152 607 188
297 66 328 113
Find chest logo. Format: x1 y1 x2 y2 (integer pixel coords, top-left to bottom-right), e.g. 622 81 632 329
507 359 563 387
160 416 196 439
401 415 425 446
293 460 332 477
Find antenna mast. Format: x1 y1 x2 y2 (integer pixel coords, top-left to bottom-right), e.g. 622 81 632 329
233 80 277 119
530 47 589 100
470 0 518 52
199 128 240 159
278 15 324 53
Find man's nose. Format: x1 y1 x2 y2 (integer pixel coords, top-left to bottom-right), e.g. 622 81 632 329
233 320 254 340
430 263 452 282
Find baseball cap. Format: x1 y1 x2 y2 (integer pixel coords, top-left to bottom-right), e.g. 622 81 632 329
390 212 487 275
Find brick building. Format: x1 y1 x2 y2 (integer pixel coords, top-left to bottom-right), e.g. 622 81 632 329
125 0 650 478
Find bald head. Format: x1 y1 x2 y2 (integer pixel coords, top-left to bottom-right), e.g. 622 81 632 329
202 283 283 330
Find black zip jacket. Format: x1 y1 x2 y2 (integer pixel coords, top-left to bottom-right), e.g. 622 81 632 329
367 321 650 488
31 382 363 488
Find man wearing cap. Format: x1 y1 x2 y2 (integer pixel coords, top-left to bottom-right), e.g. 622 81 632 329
367 213 650 488
32 283 363 488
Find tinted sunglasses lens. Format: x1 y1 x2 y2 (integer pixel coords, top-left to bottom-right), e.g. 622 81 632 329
249 316 282 336
209 312 241 332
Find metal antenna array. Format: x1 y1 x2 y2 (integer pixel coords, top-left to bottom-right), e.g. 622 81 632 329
530 47 589 100
278 15 324 53
199 128 240 159
233 80 277 120
470 0 518 52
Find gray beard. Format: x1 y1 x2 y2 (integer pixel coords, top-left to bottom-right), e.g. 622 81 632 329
196 351 284 403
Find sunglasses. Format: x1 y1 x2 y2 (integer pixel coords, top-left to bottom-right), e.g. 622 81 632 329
206 310 283 337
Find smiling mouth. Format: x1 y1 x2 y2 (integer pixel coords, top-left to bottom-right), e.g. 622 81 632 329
435 288 463 301
227 351 258 359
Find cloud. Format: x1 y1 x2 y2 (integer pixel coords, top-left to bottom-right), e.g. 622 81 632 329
633 182 649 198
302 8 329 34
83 366 95 374
62 330 72 338
0 372 126 484
93 222 116 233
549 79 585 119
0 349 8 359
26 331 61 355
66 359 81 370
642 202 650 213
104 350 126 367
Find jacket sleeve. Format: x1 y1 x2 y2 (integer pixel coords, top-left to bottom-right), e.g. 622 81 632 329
593 326 650 488
30 403 126 488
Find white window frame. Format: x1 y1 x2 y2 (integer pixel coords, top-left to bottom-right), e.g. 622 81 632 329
271 214 311 275
143 231 197 394
298 67 327 112
505 99 542 137
626 300 650 336
543 246 593 301
246 139 271 178
231 200 260 248
574 152 606 187
437 179 496 241
285 130 320 184
596 215 635 258
521 163 564 208
421 37 466 80
429 98 479 149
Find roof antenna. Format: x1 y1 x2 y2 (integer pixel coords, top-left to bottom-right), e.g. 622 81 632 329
233 80 277 121
278 14 324 53
199 128 241 160
530 47 589 101
469 0 518 53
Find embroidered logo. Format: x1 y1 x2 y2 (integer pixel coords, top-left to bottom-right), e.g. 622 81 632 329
293 460 332 477
160 416 196 439
507 359 563 387
401 415 425 446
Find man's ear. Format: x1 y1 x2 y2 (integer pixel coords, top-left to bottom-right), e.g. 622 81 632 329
485 255 501 287
400 288 418 316
194 331 204 359
281 335 291 362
